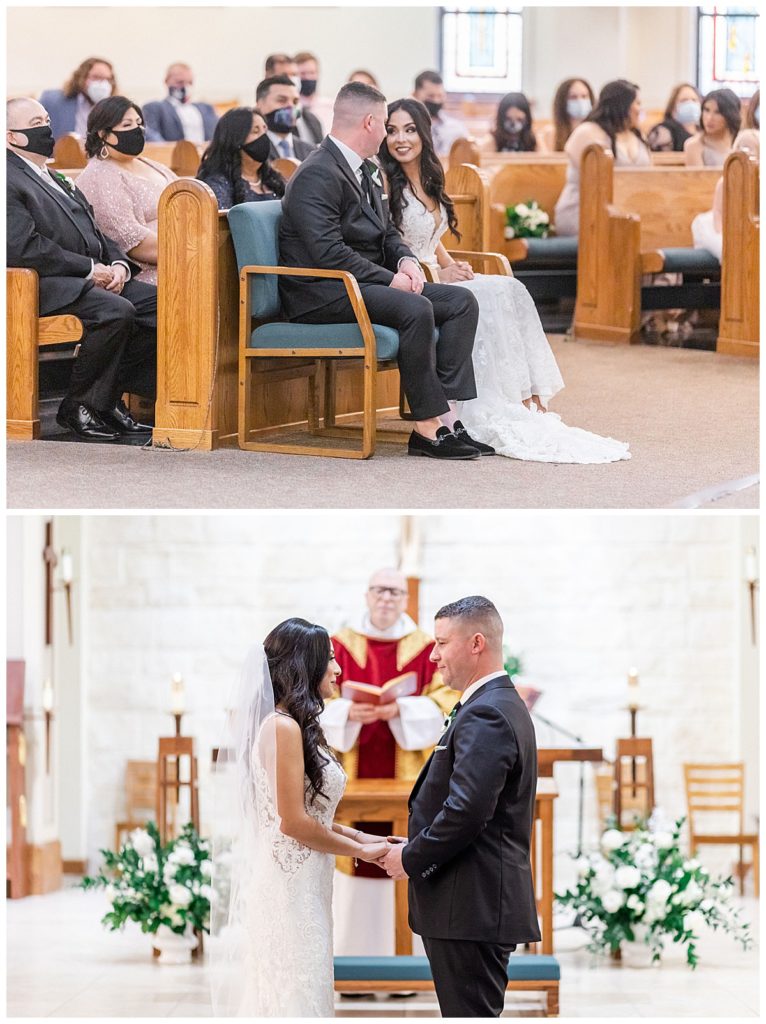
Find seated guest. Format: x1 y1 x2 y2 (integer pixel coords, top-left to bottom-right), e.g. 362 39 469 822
7 97 156 441
256 75 315 161
647 83 702 151
555 79 650 237
197 107 285 209
684 88 740 166
412 70 466 157
734 87 760 154
348 69 380 89
76 96 177 286
485 92 537 152
294 50 332 146
143 63 218 143
265 52 300 88
540 78 595 152
40 56 117 140
692 128 759 261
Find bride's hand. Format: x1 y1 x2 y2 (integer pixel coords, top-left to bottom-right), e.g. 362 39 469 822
439 262 474 283
357 842 390 863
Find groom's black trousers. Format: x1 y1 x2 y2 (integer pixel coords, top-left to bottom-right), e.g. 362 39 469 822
291 282 478 421
422 936 516 1017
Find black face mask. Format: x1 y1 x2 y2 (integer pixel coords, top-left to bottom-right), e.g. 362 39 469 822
107 126 146 156
299 78 318 98
169 85 189 104
12 124 55 158
241 134 271 164
424 100 443 119
265 106 297 134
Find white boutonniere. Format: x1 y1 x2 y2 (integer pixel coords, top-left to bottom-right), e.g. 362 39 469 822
434 744 447 752
365 160 383 189
53 171 77 194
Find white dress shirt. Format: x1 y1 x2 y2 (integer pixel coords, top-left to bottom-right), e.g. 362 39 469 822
460 670 507 706
268 129 294 158
168 96 205 143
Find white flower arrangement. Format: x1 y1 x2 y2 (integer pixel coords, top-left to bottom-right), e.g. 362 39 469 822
504 200 551 240
556 817 752 967
80 822 210 937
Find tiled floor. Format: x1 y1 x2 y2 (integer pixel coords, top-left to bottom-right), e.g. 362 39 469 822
6 881 759 1017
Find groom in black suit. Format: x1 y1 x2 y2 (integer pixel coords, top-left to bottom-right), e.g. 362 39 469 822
380 596 541 1017
6 97 156 441
279 82 494 460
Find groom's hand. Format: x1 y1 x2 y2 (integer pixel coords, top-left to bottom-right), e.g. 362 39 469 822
380 841 409 880
389 270 417 293
399 259 425 295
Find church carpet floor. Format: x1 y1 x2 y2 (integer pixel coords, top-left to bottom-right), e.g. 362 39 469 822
7 337 758 510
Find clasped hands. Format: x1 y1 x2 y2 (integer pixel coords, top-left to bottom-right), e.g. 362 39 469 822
389 259 425 295
92 262 128 294
347 701 399 724
356 833 409 880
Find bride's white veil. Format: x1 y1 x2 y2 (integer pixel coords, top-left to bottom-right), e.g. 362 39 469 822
208 644 280 1017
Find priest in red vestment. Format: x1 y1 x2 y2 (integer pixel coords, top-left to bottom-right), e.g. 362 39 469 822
321 568 459 957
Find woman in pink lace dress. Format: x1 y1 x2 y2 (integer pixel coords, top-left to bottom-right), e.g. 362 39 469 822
76 95 177 285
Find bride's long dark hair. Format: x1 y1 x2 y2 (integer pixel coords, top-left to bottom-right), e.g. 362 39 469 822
263 617 333 804
378 97 460 242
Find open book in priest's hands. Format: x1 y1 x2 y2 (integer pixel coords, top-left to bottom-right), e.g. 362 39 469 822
340 671 418 706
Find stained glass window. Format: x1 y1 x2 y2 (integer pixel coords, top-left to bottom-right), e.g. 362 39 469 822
441 6 523 94
697 6 759 97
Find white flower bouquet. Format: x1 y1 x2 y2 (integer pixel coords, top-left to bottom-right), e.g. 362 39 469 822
504 200 551 239
556 817 752 966
80 821 211 937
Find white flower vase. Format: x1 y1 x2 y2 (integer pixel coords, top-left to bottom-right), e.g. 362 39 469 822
620 925 656 968
153 924 198 965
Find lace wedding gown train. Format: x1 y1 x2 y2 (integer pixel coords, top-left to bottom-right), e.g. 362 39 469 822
400 193 631 464
239 725 347 1016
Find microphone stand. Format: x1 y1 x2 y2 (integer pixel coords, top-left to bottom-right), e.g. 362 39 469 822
532 710 589 936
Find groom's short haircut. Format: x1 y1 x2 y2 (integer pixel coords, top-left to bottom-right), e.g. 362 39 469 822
333 81 387 128
435 596 503 648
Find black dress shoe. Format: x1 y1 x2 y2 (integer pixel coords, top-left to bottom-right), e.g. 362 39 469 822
408 426 480 460
100 400 152 435
452 419 497 455
56 402 120 442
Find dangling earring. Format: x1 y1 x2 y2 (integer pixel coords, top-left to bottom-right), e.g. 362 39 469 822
99 141 109 160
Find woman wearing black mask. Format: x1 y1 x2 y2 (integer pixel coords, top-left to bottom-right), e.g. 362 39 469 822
76 95 176 285
487 91 538 152
197 107 286 210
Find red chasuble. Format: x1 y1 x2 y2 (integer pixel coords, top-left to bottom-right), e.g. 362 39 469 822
330 626 453 878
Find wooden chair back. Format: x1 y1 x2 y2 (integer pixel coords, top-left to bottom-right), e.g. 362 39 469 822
719 150 759 357
614 737 655 829
273 156 301 180
683 762 745 838
125 760 162 819
157 737 198 843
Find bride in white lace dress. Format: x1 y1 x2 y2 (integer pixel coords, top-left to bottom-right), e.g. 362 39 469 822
380 100 630 464
209 621 389 1017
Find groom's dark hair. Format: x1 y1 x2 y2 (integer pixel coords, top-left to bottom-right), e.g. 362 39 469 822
435 596 503 648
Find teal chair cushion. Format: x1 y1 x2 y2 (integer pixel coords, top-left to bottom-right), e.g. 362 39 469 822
333 954 560 982
656 247 720 273
251 321 401 360
227 201 283 319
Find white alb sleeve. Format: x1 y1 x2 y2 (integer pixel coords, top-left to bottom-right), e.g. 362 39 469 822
320 698 362 753
388 695 445 751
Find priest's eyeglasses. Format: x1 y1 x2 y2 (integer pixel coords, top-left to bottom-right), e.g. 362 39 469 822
368 586 407 598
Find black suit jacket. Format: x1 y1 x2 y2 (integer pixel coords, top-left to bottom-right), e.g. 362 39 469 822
268 135 316 163
278 137 415 319
402 674 542 944
6 151 139 315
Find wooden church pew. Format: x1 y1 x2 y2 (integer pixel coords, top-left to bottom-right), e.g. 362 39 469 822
718 150 759 358
573 145 721 343
51 135 201 176
6 269 83 440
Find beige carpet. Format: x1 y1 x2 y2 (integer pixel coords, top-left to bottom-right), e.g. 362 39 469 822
7 337 759 510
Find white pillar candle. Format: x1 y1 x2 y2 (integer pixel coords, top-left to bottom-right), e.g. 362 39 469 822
60 550 73 585
171 673 185 714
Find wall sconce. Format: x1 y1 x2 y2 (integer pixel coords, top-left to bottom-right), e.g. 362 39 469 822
745 546 759 645
42 678 54 774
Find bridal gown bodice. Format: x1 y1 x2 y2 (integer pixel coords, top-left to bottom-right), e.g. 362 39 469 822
398 191 630 464
240 726 346 1017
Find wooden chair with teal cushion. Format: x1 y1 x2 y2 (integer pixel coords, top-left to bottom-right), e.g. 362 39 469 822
228 200 411 459
333 953 560 1016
